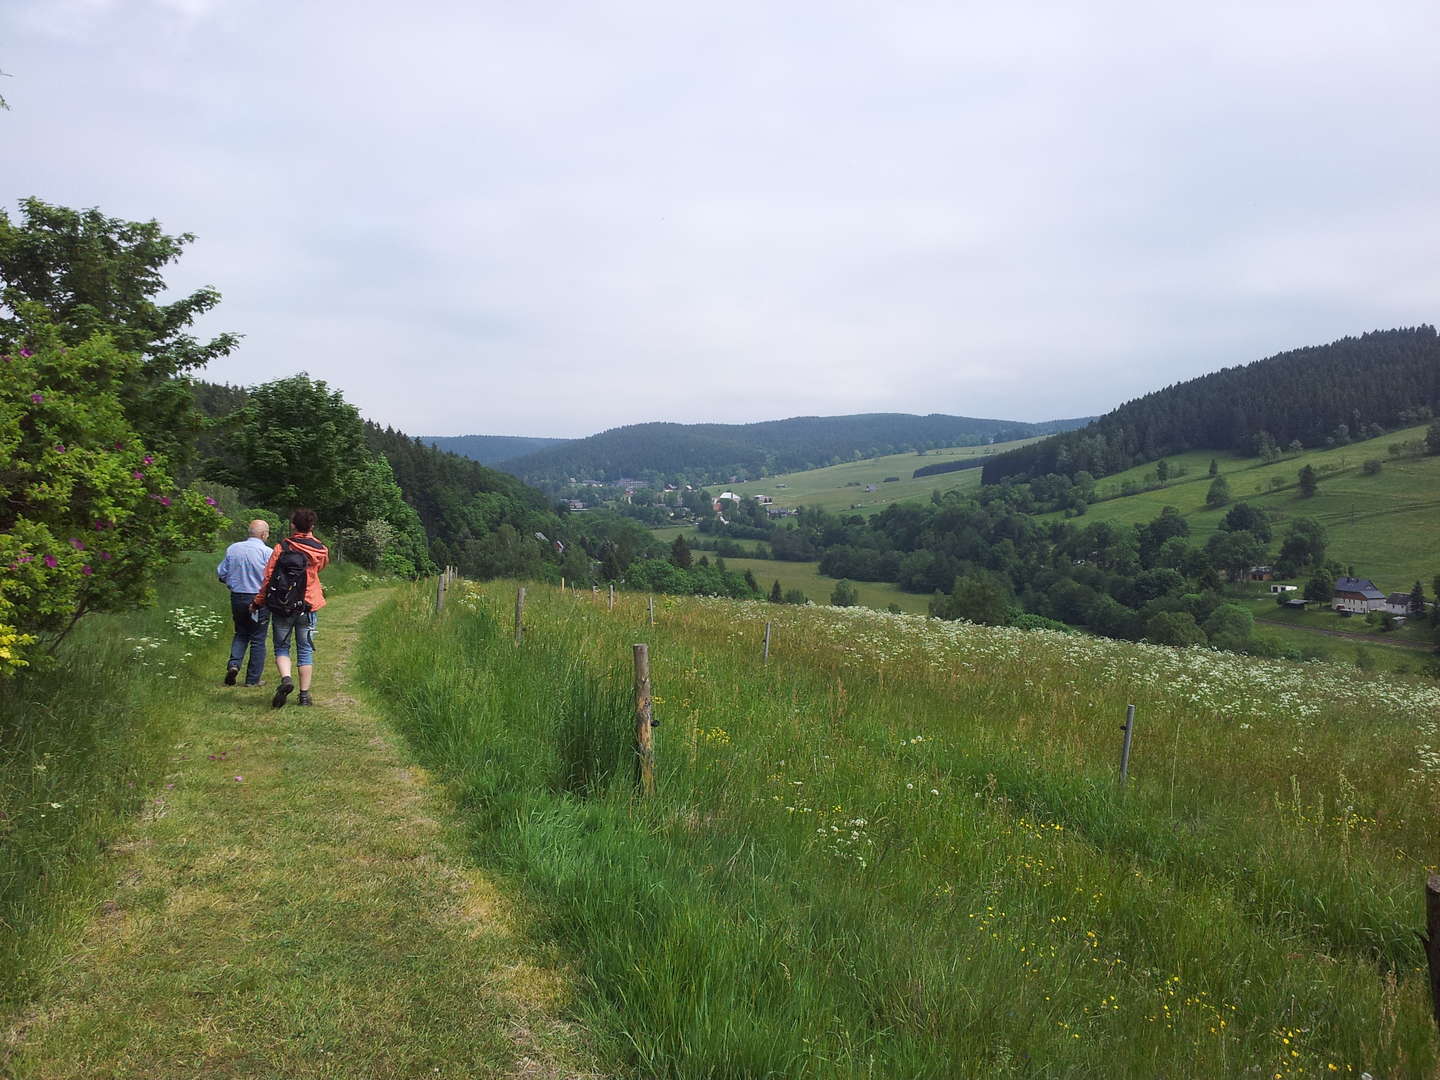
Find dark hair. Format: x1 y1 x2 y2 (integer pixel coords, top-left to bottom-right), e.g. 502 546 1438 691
291 508 318 533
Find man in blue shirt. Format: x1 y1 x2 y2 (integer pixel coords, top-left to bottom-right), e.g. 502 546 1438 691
217 519 273 686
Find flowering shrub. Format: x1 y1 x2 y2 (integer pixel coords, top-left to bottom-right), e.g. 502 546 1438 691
0 322 227 673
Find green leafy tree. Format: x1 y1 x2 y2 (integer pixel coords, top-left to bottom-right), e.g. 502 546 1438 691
0 199 240 466
1203 603 1255 652
1277 518 1326 573
1304 567 1335 603
669 534 692 569
1145 611 1206 647
829 579 859 607
1426 419 1440 455
932 574 1013 625
1205 529 1265 583
1208 458 1219 477
1155 459 1169 482
769 579 783 603
1297 464 1318 497
0 326 226 673
782 588 808 605
1204 475 1231 508
743 568 759 593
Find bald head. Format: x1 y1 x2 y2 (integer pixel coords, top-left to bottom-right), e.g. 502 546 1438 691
248 519 271 540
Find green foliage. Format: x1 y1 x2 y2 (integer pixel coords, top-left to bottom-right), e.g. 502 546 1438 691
1362 458 1383 475
1202 603 1255 651
1426 419 1440 455
829 579 859 607
1298 464 1319 497
782 588 809 605
932 574 1013 625
216 375 430 575
1144 610 1207 646
0 327 226 672
1204 475 1231 508
0 199 239 468
769 579 783 603
1304 567 1336 603
669 533 692 569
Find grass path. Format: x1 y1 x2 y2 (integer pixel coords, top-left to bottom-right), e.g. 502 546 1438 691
3 588 602 1079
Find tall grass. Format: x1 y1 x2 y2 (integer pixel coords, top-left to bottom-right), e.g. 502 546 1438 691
361 582 1440 1078
0 552 376 1013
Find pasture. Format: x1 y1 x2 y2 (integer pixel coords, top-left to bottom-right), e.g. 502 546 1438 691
721 437 1043 515
362 579 1440 1078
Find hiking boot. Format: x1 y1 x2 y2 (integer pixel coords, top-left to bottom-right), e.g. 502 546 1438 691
271 677 294 709
224 665 239 686
297 690 313 706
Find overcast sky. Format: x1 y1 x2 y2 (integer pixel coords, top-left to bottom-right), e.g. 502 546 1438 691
4 1 1438 438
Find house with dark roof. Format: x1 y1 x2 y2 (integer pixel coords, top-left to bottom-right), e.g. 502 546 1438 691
1333 576 1386 614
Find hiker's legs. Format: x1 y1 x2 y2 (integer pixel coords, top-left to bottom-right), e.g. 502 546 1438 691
272 614 296 679
227 592 254 671
294 613 316 691
244 607 269 685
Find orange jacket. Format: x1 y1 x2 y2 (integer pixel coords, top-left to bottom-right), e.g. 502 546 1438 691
254 532 330 612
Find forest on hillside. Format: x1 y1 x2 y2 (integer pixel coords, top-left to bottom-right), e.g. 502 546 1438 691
499 412 1092 488
422 433 570 465
982 327 1440 483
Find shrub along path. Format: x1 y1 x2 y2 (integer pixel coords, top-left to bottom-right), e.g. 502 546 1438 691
3 588 601 1079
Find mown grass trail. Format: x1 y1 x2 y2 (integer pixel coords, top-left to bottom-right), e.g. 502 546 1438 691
3 588 602 1079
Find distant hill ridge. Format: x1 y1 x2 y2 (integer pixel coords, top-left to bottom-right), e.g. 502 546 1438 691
421 434 570 466
489 412 1093 486
982 326 1440 484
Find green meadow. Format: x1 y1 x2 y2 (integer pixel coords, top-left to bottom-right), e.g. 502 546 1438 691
1044 425 1440 592
710 555 930 613
722 437 1043 515
362 579 1440 1078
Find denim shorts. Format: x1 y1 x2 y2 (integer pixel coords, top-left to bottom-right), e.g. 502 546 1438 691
271 611 317 665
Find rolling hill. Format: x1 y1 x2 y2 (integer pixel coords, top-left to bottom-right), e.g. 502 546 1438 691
421 434 570 465
497 412 1093 487
982 326 1440 483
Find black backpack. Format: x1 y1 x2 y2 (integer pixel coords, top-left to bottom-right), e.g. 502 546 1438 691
265 540 311 616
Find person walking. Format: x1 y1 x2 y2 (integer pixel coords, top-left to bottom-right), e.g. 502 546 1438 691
216 519 273 686
251 509 329 709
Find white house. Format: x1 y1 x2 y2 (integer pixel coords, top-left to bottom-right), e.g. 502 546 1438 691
1269 584 1298 594
1333 576 1386 614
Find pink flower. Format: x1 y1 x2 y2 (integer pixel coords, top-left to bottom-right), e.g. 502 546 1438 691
100 551 112 560
81 565 93 576
159 496 172 507
94 521 106 530
233 775 244 783
204 496 217 506
19 348 33 358
30 393 43 404
133 472 144 481
1 355 10 363
142 454 154 465
69 538 85 550
17 554 33 564
113 441 125 450
43 554 58 568
54 444 66 453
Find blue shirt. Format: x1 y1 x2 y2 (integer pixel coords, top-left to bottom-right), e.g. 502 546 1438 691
217 537 272 594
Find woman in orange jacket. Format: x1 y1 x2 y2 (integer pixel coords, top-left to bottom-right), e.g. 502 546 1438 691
251 508 330 708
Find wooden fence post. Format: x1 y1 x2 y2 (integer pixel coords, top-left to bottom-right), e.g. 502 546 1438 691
763 621 772 664
648 595 655 627
1425 873 1440 1032
560 576 565 593
608 584 615 611
1118 704 1135 784
633 644 655 796
435 573 445 615
514 586 526 645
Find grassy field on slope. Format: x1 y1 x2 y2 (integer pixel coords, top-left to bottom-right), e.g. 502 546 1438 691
1047 425 1440 590
362 580 1440 1078
722 436 1043 515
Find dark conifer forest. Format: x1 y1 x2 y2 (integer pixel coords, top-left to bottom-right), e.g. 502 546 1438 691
982 327 1440 483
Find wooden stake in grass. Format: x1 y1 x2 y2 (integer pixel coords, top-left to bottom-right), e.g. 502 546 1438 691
1118 704 1135 784
435 573 446 615
763 620 772 664
608 584 615 611
633 643 655 796
514 586 526 646
1425 873 1440 1032
648 595 655 627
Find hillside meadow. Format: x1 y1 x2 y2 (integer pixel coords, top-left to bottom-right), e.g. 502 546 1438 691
1045 425 1440 591
722 437 1043 515
361 579 1440 1078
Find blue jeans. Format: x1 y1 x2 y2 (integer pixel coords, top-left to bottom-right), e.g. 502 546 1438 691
228 592 269 685
272 611 317 666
